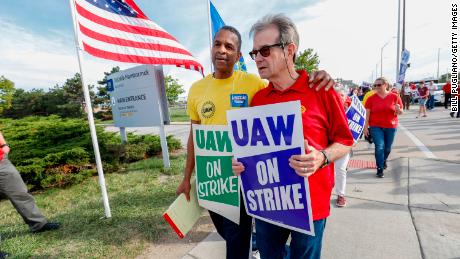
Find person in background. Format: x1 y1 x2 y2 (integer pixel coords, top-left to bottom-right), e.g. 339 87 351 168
443 80 452 110
409 82 417 104
363 77 403 178
334 86 352 207
357 87 365 101
0 131 60 259
390 83 399 95
401 82 412 110
361 85 376 148
362 86 375 106
352 87 359 97
417 82 429 118
427 81 436 110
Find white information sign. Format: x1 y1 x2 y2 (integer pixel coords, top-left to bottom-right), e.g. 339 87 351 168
107 65 163 127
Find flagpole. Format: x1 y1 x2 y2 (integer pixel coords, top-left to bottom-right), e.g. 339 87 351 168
207 0 214 73
68 0 111 218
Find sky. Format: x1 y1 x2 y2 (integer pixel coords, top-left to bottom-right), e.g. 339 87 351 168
0 0 453 96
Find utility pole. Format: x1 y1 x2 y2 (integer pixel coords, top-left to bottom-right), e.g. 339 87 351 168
396 0 401 82
376 63 379 80
381 39 393 77
437 48 440 79
402 0 406 51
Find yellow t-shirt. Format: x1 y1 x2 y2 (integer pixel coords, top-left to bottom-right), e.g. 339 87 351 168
187 71 266 125
362 90 375 106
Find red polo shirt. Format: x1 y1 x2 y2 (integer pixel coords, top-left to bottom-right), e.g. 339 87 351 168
365 92 403 128
251 70 354 221
418 86 429 99
443 82 451 93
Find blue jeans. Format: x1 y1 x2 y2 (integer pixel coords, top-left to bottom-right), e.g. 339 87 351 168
369 127 397 169
255 218 327 259
209 195 253 259
427 95 435 109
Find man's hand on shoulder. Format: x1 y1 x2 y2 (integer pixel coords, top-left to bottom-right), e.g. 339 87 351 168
309 70 335 91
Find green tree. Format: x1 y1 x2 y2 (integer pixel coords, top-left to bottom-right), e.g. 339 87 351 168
165 75 185 105
439 73 451 83
2 73 95 118
295 48 320 73
2 88 47 118
0 76 16 113
60 73 95 110
95 66 120 110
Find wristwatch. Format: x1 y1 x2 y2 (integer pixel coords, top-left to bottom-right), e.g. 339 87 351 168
0 144 9 148
319 150 330 168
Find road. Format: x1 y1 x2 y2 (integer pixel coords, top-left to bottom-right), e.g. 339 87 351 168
395 107 460 161
104 122 191 146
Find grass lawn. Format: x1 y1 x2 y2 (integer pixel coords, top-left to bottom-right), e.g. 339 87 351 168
0 154 186 258
169 107 189 122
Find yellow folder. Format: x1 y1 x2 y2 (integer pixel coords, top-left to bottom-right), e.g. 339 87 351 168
163 178 203 238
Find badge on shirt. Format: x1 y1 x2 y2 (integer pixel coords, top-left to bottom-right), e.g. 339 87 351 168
230 94 248 107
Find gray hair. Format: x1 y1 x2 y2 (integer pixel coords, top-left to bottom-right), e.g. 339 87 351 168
249 14 299 50
335 84 347 95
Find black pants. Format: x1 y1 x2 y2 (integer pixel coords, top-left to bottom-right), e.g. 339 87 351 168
209 196 253 259
450 112 460 118
0 158 47 231
445 93 452 109
402 95 411 110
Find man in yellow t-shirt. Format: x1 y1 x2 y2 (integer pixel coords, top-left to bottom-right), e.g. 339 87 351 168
187 70 265 124
176 25 334 259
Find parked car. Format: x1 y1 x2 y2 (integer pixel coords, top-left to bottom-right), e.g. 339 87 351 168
411 87 420 103
431 83 445 105
410 83 444 105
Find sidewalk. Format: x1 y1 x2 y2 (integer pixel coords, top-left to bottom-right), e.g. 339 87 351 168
180 137 460 259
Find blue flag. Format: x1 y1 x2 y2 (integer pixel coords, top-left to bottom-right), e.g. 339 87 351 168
397 49 410 84
209 1 247 71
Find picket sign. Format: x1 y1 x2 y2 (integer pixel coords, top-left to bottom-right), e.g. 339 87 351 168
227 101 315 235
346 95 366 142
193 124 240 224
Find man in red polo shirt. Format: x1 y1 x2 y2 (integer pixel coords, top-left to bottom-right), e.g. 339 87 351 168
233 14 353 259
443 80 452 109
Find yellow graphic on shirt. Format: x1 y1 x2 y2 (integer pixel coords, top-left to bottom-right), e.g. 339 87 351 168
301 105 307 113
201 101 216 119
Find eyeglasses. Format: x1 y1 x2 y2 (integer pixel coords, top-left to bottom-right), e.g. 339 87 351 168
373 83 383 87
249 43 284 60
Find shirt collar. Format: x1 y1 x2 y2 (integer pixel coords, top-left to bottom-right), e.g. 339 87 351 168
267 70 310 95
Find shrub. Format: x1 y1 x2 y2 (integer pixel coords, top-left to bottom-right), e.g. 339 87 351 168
94 110 113 121
0 116 182 190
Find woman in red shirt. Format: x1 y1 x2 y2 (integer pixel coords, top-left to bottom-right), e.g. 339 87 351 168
363 77 403 178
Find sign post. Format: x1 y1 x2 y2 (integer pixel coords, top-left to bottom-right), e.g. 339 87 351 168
107 64 170 168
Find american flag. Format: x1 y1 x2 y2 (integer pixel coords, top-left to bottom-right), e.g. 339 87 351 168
72 0 203 74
